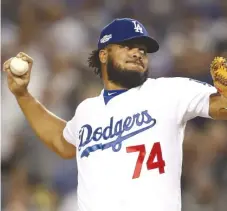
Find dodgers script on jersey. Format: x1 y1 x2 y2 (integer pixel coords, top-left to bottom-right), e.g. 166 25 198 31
63 77 217 211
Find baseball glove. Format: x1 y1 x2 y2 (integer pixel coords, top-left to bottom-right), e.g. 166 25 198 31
210 56 227 98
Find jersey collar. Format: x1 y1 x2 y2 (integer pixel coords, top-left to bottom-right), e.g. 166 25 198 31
103 89 127 104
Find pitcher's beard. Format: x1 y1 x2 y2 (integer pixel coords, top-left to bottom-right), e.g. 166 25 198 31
106 60 149 89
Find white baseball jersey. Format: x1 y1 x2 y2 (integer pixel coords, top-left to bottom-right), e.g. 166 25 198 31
63 77 217 211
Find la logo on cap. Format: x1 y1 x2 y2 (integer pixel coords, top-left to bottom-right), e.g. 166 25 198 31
132 21 143 33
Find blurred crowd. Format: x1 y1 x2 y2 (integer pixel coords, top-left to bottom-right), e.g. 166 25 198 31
1 0 227 210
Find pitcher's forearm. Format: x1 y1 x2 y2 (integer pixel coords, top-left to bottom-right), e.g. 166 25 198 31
15 91 66 145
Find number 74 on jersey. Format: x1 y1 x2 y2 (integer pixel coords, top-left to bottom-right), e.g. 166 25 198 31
126 142 165 179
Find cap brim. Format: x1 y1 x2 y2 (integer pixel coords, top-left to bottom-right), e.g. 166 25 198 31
122 36 159 53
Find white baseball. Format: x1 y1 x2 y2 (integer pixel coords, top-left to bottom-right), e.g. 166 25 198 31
10 57 29 76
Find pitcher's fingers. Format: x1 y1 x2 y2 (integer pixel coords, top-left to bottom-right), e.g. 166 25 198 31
16 52 23 58
3 63 9 72
19 69 31 80
3 63 10 72
23 56 33 64
3 58 13 71
7 68 28 80
6 68 14 78
17 52 33 64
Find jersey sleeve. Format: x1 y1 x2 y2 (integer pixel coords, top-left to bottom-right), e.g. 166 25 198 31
178 78 217 123
63 104 81 147
63 116 77 146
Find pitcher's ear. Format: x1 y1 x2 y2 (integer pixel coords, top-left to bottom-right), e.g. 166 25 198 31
99 49 108 64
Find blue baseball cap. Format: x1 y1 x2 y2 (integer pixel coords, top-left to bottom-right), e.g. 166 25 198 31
97 18 159 53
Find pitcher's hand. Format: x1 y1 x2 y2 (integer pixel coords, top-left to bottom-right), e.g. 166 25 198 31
3 52 33 97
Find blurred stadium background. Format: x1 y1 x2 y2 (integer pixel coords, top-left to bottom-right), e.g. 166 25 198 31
1 0 227 210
